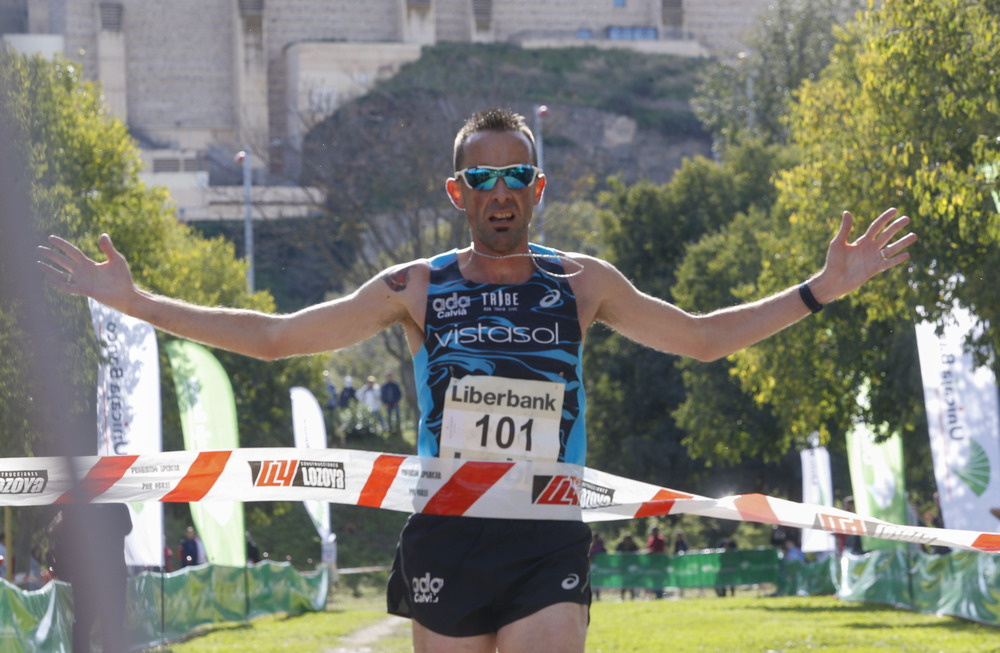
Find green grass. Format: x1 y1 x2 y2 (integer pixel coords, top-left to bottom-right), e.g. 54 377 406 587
151 588 998 652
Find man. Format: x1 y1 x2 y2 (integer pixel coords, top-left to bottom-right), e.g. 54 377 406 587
359 375 386 429
179 526 207 567
38 107 915 652
381 372 403 433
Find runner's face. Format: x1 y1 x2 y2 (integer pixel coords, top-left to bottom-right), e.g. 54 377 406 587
447 130 544 256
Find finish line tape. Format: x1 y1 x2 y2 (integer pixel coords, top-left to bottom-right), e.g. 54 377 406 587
1 447 997 553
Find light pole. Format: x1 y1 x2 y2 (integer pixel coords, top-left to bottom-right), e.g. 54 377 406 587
235 149 254 293
533 104 548 244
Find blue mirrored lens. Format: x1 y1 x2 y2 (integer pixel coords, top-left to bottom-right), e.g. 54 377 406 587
461 165 535 190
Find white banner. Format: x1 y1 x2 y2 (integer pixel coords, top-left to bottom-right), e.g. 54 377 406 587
916 307 1000 533
88 299 164 568
800 445 836 552
1 448 997 553
290 387 331 542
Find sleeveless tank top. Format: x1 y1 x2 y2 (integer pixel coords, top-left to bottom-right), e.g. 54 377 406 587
413 244 586 465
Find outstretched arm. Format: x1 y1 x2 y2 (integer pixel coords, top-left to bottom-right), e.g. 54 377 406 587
588 208 916 362
37 233 418 360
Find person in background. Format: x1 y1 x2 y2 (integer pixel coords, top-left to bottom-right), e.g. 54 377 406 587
339 376 357 407
673 529 689 555
783 536 806 563
381 372 403 434
588 533 607 601
359 375 386 429
324 370 339 417
246 531 261 564
646 526 667 598
179 526 207 567
616 534 640 601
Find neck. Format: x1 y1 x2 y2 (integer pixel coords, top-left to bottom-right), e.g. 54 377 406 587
462 242 536 284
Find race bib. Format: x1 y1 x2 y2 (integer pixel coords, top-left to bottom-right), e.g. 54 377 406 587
441 375 564 461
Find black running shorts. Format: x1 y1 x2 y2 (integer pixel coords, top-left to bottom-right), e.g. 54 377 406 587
386 514 593 637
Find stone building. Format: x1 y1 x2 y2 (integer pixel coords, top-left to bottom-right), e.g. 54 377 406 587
1 0 769 220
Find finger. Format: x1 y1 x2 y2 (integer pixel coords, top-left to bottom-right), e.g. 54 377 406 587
98 233 118 260
875 215 912 247
858 207 898 243
832 210 854 245
46 235 88 263
35 259 77 291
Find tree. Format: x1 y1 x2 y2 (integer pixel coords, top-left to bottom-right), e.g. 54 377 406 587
720 0 999 497
693 0 865 147
0 50 329 567
586 141 793 493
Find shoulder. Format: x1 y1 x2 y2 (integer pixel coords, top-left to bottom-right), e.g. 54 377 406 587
560 253 634 328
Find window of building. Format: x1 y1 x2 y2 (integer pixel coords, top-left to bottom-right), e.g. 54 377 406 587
577 28 593 40
99 3 123 32
473 0 492 31
607 26 658 40
614 0 626 7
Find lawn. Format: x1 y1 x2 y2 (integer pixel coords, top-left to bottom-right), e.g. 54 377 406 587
155 588 998 653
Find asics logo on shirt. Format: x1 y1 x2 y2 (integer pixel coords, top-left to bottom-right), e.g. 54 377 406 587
539 288 561 308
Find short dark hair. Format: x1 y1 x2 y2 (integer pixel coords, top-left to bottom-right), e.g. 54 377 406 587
453 107 538 171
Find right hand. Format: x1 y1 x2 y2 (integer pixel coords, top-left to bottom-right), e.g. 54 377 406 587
36 233 136 308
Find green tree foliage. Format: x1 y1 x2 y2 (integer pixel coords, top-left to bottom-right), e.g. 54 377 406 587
693 0 865 146
723 1 999 483
1 51 329 567
586 141 796 493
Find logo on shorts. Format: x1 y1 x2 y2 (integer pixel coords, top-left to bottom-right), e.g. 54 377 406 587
0 470 47 495
561 573 581 590
411 572 444 603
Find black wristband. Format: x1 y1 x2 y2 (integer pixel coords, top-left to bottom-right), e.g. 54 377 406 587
798 283 823 314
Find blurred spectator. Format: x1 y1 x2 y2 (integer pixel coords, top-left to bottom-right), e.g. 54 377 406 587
616 534 640 601
246 532 260 564
381 373 403 433
339 376 357 406
646 526 666 598
359 375 386 429
179 526 207 567
673 529 689 555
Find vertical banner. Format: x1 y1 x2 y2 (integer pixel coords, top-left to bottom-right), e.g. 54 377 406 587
915 307 1000 532
88 299 164 568
290 387 332 543
846 424 908 551
800 443 836 553
165 341 246 567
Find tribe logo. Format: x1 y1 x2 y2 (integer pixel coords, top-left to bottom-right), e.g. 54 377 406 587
248 460 347 490
531 475 581 505
0 470 48 495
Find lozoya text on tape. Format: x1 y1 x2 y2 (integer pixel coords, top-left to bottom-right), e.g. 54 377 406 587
0 447 997 553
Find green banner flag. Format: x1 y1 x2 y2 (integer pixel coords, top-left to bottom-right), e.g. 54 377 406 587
165 341 246 567
846 423 908 551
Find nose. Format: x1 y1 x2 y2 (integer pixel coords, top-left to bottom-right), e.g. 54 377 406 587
489 177 515 200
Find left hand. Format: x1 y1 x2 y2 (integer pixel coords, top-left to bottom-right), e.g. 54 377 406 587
812 208 916 304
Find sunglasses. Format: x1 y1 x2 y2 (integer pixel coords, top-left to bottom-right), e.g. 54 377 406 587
456 164 541 191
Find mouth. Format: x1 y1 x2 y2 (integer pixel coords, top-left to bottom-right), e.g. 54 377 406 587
488 211 516 230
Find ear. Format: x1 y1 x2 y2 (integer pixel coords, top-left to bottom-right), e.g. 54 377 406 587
533 174 546 205
445 177 465 210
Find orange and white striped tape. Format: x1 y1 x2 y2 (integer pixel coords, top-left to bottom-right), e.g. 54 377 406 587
1 447 996 553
